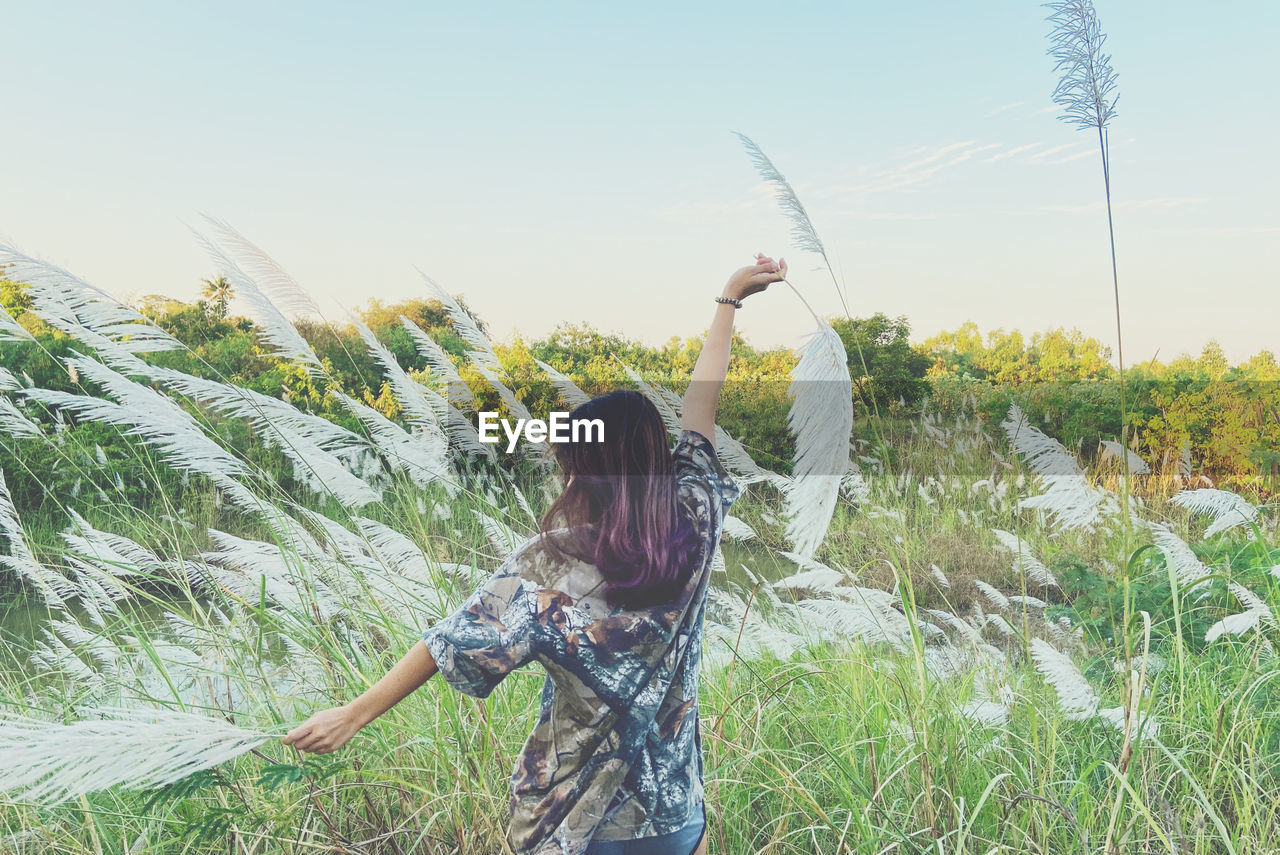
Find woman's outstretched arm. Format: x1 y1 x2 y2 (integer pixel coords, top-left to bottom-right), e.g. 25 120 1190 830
680 253 786 446
282 639 439 754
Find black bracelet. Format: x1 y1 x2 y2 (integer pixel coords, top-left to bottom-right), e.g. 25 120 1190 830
715 295 743 309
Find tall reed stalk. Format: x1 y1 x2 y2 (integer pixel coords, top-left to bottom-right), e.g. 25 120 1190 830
1045 8 1140 852
1044 0 1127 522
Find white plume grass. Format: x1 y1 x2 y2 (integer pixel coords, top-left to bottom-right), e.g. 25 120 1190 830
418 271 502 373
721 515 757 542
1 304 35 343
0 242 181 353
1205 583 1275 643
1099 440 1150 475
1169 488 1260 539
21 356 268 514
0 367 21 391
198 216 323 319
474 511 526 558
0 396 43 439
534 358 591 409
1030 638 1099 718
332 392 454 492
991 528 1059 587
353 318 449 446
733 132 848 314
190 228 323 371
1003 403 1117 531
1150 524 1213 594
1 470 74 607
0 708 270 804
400 315 477 407
1045 0 1119 132
783 322 853 558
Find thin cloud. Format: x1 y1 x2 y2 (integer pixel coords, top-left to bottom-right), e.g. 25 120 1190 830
825 210 950 221
845 141 1004 193
661 196 765 223
1027 142 1087 162
1213 225 1280 236
1030 105 1059 116
984 101 1025 118
984 142 1045 162
1044 197 1208 214
1044 149 1095 165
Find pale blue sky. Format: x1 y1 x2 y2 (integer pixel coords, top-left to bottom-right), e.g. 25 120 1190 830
2 1 1276 363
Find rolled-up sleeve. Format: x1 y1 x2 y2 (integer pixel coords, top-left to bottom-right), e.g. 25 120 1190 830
423 551 539 699
673 429 741 520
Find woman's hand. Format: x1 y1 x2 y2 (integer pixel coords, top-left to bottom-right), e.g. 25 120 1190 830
723 252 786 302
282 704 361 755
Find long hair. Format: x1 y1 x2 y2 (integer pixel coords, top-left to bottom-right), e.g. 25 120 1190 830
539 390 701 610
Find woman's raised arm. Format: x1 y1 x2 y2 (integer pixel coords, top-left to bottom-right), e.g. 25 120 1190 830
680 253 786 446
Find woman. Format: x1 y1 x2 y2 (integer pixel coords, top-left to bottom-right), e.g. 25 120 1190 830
283 253 786 855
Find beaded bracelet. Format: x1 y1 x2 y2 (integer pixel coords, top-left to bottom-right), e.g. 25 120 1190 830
714 295 743 309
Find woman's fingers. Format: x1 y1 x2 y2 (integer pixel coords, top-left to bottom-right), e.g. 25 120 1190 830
282 724 310 746
292 731 326 753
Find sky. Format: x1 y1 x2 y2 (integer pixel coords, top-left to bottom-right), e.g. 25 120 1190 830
2 0 1276 365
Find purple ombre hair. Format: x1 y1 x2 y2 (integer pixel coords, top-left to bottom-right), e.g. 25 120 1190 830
539 390 701 610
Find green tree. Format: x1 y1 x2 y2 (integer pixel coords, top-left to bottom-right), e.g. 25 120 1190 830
829 313 931 412
200 275 234 321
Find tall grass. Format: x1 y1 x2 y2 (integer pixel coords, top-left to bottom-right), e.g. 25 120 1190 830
1 23 1278 846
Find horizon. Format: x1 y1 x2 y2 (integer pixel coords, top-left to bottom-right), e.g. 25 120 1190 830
2 0 1276 365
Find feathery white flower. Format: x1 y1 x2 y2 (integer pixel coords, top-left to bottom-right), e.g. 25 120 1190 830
118 359 380 506
22 357 268 510
1004 404 1117 531
1002 404 1082 478
1099 440 1150 475
974 580 1010 612
1169 488 1260 539
733 133 827 260
0 242 181 352
534 358 591 408
1205 583 1275 643
772 553 845 595
617 361 682 435
1045 0 1120 131
418 271 503 373
0 707 270 804
991 528 1058 587
332 392 453 491
191 228 322 370
401 316 477 407
199 216 323 318
0 396 43 439
1030 637 1098 718
1 472 73 607
353 318 448 444
473 361 534 424
0 304 34 343
202 529 342 620
840 457 871 503
927 609 983 646
474 511 526 558
721 515 756 542
1149 523 1213 593
783 322 853 558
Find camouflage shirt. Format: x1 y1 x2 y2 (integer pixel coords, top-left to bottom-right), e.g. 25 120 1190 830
423 429 740 855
